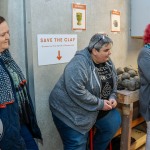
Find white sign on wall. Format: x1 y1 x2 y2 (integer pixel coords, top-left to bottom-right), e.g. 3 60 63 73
37 34 77 65
111 10 120 32
72 3 86 30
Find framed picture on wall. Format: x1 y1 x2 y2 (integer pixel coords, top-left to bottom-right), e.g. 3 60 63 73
111 10 120 32
72 3 86 30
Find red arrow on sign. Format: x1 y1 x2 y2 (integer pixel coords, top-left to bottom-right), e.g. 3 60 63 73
57 50 62 60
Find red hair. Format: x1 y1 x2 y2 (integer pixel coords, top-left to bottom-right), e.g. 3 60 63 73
143 24 150 44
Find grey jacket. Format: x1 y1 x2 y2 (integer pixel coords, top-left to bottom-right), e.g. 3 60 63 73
138 46 150 121
49 48 117 134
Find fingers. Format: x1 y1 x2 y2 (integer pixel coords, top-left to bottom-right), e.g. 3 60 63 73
109 99 117 108
102 99 117 111
102 100 112 111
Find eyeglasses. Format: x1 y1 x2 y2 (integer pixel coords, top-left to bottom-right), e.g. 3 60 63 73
92 34 108 49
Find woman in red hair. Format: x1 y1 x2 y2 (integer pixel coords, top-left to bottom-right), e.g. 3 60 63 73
143 24 150 44
138 24 150 150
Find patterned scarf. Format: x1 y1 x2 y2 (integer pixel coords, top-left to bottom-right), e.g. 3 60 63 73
0 49 31 123
0 49 24 107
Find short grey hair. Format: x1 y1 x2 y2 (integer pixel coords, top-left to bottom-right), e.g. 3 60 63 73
88 33 113 52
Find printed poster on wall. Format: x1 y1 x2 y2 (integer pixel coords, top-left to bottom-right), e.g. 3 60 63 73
37 34 77 65
111 10 120 32
72 3 86 30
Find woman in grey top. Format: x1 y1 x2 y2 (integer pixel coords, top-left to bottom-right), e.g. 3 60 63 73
49 33 121 150
138 24 150 150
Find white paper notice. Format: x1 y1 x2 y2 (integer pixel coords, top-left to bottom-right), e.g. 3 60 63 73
111 10 120 32
37 34 77 65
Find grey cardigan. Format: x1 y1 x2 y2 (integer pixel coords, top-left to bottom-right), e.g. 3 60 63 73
138 46 150 121
49 48 117 134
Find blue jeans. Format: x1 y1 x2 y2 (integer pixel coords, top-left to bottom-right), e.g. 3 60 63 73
94 109 121 150
52 109 121 150
52 114 89 150
20 124 39 150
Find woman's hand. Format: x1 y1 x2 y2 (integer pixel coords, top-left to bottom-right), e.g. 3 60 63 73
109 99 117 108
102 100 112 111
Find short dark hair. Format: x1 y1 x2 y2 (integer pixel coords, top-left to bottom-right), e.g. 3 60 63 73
143 24 150 44
88 33 113 52
0 16 5 24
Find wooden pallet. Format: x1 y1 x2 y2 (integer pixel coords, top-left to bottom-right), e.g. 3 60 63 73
130 128 146 150
114 116 144 137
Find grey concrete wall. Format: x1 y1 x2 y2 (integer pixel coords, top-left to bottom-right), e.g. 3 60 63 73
0 0 143 150
0 0 26 76
28 0 142 149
